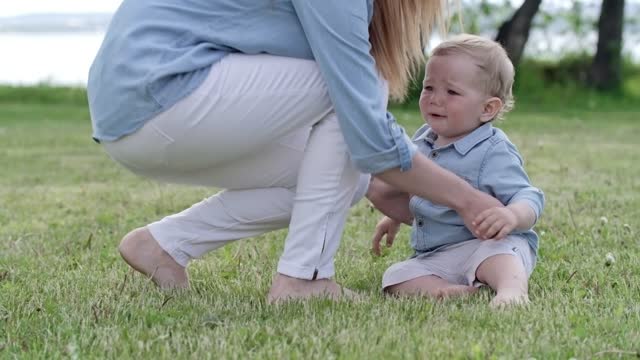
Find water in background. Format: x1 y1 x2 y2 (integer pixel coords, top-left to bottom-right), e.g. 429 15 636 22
0 32 104 86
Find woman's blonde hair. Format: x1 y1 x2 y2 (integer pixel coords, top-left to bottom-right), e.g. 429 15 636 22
431 34 515 120
369 0 449 102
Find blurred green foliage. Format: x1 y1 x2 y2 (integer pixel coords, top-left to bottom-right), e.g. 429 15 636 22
0 84 87 105
400 56 640 111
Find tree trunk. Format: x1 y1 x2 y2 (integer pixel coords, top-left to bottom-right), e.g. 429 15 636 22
495 0 543 67
589 0 625 91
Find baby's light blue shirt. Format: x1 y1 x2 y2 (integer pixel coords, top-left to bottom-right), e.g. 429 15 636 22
409 123 545 254
87 0 416 174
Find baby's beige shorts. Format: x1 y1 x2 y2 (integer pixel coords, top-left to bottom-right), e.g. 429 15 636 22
382 235 537 290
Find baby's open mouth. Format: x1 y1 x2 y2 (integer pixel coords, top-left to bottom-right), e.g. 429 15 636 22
429 113 446 118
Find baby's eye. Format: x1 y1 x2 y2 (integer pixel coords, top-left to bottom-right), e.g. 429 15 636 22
447 89 459 95
423 85 433 91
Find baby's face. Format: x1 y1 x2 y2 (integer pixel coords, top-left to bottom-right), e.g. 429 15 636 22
419 53 491 145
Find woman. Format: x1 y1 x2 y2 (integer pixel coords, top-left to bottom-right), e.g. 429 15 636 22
88 0 501 302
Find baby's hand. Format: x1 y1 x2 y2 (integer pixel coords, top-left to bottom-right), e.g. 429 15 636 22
371 216 402 256
472 206 517 240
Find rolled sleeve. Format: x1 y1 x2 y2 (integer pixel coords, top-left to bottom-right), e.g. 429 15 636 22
351 114 417 173
291 0 413 174
511 189 545 222
479 141 545 223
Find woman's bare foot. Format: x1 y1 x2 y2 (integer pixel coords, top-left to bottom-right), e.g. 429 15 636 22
118 227 189 289
490 288 530 309
267 273 360 304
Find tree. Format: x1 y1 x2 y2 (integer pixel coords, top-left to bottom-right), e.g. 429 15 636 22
495 0 543 67
589 0 625 91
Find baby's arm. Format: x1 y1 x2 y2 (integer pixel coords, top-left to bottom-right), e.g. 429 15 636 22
472 140 545 240
371 216 402 255
507 201 537 229
366 177 413 225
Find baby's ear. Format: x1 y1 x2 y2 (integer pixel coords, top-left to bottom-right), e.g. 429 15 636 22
480 97 503 123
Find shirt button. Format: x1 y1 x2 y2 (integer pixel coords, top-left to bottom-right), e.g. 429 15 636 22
417 219 424 227
431 152 438 159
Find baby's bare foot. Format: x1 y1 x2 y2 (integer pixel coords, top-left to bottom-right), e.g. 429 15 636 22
267 273 361 304
118 227 189 289
490 288 529 309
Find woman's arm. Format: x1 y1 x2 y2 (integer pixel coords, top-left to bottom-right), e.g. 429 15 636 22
291 1 415 173
376 152 504 237
291 2 500 230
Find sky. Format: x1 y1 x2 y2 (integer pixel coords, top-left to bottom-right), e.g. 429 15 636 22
0 0 123 17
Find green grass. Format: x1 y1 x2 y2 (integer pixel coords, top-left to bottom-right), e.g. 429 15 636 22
1 92 639 359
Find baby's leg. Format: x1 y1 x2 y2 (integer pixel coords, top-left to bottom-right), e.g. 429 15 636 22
475 254 529 308
386 275 477 299
382 242 486 300
465 237 535 308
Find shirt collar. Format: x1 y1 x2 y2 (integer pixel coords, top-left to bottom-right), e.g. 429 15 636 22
453 123 494 155
418 123 494 155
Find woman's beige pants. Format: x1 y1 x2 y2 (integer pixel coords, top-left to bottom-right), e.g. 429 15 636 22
103 54 384 279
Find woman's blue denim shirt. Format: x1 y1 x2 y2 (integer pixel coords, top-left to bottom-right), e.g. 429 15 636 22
88 0 416 174
409 123 545 254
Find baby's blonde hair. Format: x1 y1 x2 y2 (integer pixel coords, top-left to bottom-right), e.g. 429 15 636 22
431 34 515 121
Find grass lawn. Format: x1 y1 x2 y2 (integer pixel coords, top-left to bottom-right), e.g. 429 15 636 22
0 94 639 359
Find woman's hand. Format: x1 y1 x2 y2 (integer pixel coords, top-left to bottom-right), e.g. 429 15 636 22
472 201 536 240
471 207 518 240
457 190 505 239
371 216 402 256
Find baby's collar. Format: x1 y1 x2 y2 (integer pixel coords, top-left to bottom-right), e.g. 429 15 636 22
421 123 494 155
